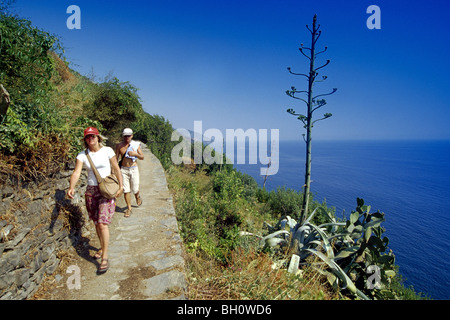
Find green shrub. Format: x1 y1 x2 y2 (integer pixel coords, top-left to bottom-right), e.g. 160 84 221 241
267 187 303 219
235 171 259 201
0 11 62 154
213 170 244 201
135 113 176 170
82 77 141 141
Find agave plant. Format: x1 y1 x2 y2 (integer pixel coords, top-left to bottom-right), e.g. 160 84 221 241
332 198 396 299
243 198 396 300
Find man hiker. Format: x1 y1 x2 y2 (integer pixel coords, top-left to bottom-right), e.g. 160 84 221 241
115 128 144 217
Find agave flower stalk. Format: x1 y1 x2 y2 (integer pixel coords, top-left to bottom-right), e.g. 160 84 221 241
286 15 337 223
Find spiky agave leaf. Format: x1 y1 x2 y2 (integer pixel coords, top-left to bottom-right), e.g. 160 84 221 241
265 237 288 248
306 248 370 300
261 230 290 248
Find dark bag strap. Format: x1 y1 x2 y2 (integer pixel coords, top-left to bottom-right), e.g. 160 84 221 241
85 149 102 183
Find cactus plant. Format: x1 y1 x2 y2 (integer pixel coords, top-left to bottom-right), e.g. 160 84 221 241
245 198 396 299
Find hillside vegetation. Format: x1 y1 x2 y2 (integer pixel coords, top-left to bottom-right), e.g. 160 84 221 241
0 8 426 300
0 9 174 184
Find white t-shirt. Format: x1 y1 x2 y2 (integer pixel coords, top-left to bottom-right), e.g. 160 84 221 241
76 147 116 186
125 140 141 161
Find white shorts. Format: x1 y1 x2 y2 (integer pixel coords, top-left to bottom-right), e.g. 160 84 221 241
122 166 140 194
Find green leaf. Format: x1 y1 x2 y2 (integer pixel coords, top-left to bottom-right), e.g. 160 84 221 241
262 230 290 241
357 198 365 207
364 215 385 228
378 254 395 266
368 236 384 249
351 225 363 239
350 211 359 224
308 223 334 259
305 249 370 299
334 246 359 260
304 207 319 224
364 226 372 242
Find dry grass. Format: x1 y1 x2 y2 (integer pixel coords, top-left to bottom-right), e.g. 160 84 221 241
0 133 71 184
167 165 212 193
56 201 85 235
185 247 337 300
50 52 76 83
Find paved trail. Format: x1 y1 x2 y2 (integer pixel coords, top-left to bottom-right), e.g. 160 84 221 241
48 143 187 300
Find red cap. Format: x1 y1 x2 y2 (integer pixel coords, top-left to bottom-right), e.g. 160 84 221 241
84 127 100 137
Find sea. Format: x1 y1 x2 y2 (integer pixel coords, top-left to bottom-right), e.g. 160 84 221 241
233 139 450 299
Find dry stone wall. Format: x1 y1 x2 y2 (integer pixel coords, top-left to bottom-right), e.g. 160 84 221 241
0 163 86 300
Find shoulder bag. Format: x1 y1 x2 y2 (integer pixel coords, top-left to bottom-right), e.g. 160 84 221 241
85 149 120 199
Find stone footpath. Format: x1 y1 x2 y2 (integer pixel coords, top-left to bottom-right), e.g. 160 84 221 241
46 143 187 300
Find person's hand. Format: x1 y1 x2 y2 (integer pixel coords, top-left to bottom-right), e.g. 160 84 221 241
114 188 123 199
67 188 75 199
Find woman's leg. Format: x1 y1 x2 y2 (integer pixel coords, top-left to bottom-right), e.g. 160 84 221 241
96 223 109 271
86 186 104 258
94 223 103 258
96 197 114 272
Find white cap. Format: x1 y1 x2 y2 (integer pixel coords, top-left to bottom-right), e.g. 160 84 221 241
122 128 133 136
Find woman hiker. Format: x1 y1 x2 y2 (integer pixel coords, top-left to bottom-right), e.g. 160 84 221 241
67 127 123 274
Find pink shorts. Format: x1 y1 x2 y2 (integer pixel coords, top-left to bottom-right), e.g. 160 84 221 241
85 186 116 225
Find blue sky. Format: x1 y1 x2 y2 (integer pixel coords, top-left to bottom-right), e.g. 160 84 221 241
8 0 450 141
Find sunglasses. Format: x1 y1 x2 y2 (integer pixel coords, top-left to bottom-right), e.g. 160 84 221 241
85 134 97 139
